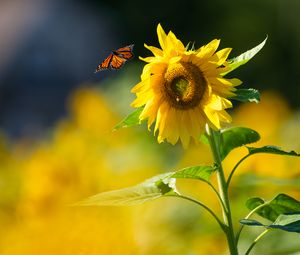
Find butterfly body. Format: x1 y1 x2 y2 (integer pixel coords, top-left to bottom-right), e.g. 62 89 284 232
95 44 134 72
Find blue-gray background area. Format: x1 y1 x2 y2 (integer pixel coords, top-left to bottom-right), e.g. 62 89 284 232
0 0 299 139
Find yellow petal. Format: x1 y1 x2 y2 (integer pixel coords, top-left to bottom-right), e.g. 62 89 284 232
144 43 163 57
229 78 243 87
157 23 168 51
167 31 185 53
131 85 155 108
206 94 232 111
141 64 153 80
196 39 220 59
149 74 165 92
202 66 224 77
139 56 156 63
214 48 232 65
181 110 194 137
181 53 194 63
188 109 202 138
191 107 207 137
131 96 146 108
217 110 232 123
165 108 180 144
199 84 212 106
158 106 173 140
203 105 221 129
147 111 157 130
205 39 221 52
178 111 191 148
209 77 242 89
220 97 233 108
169 56 182 64
140 96 162 124
154 102 169 134
140 62 168 82
189 53 206 67
147 104 162 129
131 80 148 93
211 86 236 98
206 78 234 97
198 61 218 73
217 65 231 74
207 95 223 110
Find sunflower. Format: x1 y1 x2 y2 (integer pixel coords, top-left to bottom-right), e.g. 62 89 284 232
131 24 242 148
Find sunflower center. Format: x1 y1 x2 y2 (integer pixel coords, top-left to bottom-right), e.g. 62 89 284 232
163 62 207 109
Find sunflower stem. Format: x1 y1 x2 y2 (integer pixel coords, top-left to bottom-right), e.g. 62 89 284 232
244 229 270 255
227 154 251 187
206 125 239 255
169 194 227 232
236 202 270 244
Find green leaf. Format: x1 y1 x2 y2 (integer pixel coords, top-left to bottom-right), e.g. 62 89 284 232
232 88 260 103
222 37 267 76
74 164 218 207
240 219 264 227
246 197 265 211
220 127 260 160
113 107 144 131
240 213 300 233
171 165 215 182
246 194 300 222
247 145 300 157
74 173 178 206
271 213 300 233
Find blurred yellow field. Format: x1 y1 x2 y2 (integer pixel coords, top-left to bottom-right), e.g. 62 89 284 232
0 81 299 254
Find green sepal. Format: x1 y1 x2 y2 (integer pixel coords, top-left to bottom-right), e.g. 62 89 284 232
220 127 260 160
222 36 267 76
155 178 177 195
240 213 300 233
185 41 196 51
199 134 209 145
231 88 260 103
113 107 144 131
247 145 300 157
246 194 300 221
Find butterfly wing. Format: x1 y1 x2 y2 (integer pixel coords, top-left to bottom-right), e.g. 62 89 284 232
95 44 134 72
115 44 134 60
95 53 113 72
110 54 126 70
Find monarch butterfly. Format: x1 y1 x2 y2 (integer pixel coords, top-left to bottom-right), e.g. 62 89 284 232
95 44 134 72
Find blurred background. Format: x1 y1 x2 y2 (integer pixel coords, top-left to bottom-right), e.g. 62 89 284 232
0 0 299 254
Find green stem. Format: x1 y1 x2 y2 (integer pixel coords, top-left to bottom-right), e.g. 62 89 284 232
245 229 270 255
170 194 226 232
236 202 269 244
206 126 239 255
207 181 227 212
227 154 251 186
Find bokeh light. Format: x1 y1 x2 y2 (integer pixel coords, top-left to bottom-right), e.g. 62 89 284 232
0 1 299 254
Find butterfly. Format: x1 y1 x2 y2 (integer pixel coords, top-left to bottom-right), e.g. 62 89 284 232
95 44 134 72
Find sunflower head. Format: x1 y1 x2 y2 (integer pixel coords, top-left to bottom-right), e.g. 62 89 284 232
131 24 242 148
